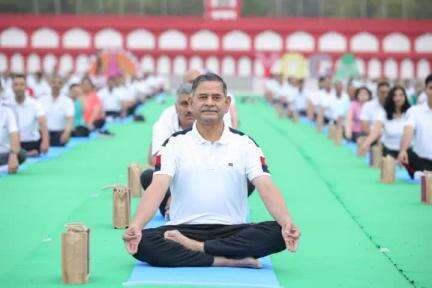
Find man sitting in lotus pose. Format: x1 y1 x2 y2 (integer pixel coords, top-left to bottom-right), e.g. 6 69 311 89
123 73 300 268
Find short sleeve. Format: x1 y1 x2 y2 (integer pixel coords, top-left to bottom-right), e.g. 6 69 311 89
404 106 416 128
34 100 45 117
359 102 370 121
153 138 177 178
65 98 75 117
151 121 174 156
244 137 270 181
375 109 385 123
5 108 18 133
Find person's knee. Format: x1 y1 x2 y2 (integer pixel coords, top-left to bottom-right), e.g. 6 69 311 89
140 169 154 189
133 232 173 267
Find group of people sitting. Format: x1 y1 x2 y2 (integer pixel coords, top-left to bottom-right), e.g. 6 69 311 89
0 71 166 173
264 73 432 178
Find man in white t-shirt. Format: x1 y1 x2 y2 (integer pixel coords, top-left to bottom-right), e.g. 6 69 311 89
40 75 74 147
327 81 350 124
398 74 432 178
98 76 126 119
123 73 300 268
27 72 50 99
10 74 49 156
360 81 390 135
141 83 253 218
0 103 26 173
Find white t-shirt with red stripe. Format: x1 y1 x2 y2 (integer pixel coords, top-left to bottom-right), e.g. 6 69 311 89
154 123 269 225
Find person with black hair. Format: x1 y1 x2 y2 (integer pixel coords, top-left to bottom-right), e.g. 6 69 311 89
398 74 432 178
345 86 372 142
40 75 74 147
123 73 300 268
9 74 50 156
361 85 411 158
360 81 390 135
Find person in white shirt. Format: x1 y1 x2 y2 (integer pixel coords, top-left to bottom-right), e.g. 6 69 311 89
0 103 26 173
263 74 280 104
306 76 326 121
98 75 126 119
40 75 74 147
360 81 390 135
292 78 308 116
123 73 300 268
27 72 50 99
316 77 335 127
141 83 254 218
361 86 411 158
320 81 350 126
10 74 49 156
397 74 432 178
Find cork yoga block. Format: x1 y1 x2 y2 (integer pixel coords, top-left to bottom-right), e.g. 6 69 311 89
327 124 336 140
128 163 143 197
333 126 343 146
370 144 383 168
421 171 432 205
61 223 90 285
112 185 131 229
380 155 395 184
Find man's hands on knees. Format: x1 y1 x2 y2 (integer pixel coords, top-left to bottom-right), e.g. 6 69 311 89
123 226 142 255
282 222 301 252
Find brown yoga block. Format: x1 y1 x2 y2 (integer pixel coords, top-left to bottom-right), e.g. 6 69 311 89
421 171 432 205
128 163 143 197
316 120 323 133
333 126 343 146
292 111 299 123
370 144 383 168
61 223 90 285
112 185 131 228
356 136 367 156
327 123 336 140
380 155 395 184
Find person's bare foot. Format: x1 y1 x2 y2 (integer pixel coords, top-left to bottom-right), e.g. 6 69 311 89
164 230 204 252
213 256 262 269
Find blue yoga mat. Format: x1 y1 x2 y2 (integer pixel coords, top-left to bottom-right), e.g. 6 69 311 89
124 214 281 288
124 256 280 288
0 133 98 176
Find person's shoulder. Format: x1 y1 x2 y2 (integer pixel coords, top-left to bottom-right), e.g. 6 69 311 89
0 103 15 118
156 105 177 123
161 127 193 147
407 103 426 115
229 127 260 147
60 95 73 105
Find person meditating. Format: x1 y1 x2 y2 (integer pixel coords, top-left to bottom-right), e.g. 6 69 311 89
123 73 300 268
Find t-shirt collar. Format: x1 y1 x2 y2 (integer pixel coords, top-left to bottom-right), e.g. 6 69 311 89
192 122 230 145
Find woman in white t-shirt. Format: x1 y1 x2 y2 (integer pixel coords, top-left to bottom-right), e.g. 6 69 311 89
361 85 411 158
